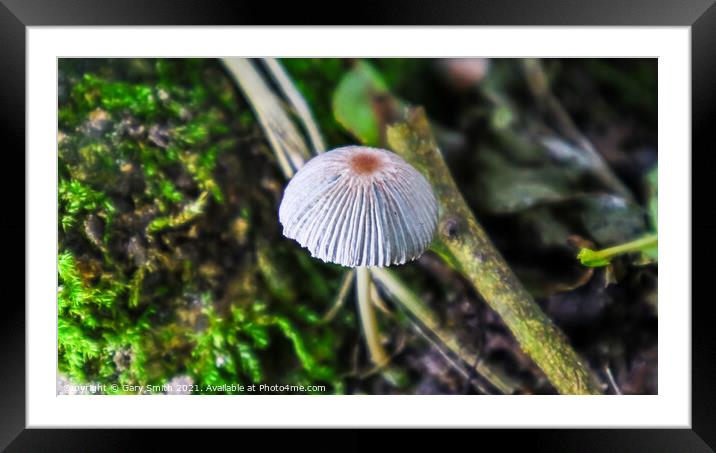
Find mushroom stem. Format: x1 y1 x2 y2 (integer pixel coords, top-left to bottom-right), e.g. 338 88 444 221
356 266 390 367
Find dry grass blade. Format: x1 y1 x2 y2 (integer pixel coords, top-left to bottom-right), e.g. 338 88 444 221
222 58 311 178
321 269 354 322
264 58 327 154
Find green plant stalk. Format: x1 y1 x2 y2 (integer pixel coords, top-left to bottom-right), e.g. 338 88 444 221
387 108 602 395
578 234 657 267
356 266 390 367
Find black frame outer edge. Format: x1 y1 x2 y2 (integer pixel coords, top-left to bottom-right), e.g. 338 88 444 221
692 1 716 450
0 0 27 451
1 0 714 451
0 0 715 25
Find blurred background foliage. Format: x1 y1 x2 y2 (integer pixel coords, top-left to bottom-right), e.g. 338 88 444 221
58 58 657 395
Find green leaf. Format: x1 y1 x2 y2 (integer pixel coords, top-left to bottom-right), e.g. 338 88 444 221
578 194 648 246
333 61 391 146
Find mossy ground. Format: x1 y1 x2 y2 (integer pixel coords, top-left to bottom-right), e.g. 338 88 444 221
58 59 352 394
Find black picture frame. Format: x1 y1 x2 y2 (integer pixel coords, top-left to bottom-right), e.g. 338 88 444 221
2 1 713 450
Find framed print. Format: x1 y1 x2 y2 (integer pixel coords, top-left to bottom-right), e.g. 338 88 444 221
2 0 714 450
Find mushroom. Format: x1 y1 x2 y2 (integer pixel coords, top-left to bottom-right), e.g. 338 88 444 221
279 145 438 367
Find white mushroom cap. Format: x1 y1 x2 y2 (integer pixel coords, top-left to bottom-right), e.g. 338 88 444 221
279 146 438 267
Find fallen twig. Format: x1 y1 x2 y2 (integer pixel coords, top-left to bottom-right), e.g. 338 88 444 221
387 108 602 395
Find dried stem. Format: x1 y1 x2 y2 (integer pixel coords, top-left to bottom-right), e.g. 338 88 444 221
222 58 311 175
322 269 354 322
264 58 327 154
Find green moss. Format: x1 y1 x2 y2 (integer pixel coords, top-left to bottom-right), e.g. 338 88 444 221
58 58 347 394
59 179 115 232
58 251 149 384
72 74 160 118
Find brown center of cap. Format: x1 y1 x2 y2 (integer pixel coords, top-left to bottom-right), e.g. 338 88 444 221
349 152 383 175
